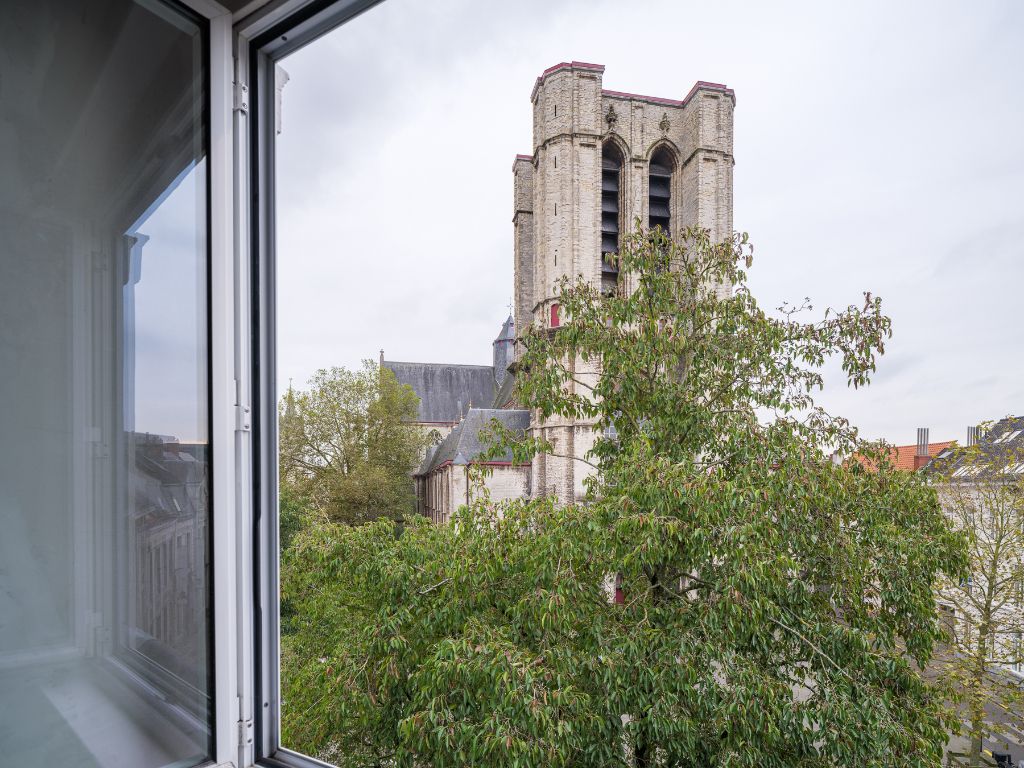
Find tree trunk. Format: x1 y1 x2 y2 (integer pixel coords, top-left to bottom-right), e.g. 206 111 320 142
968 629 989 768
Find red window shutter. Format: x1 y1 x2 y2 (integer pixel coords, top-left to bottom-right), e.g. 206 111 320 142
550 303 560 328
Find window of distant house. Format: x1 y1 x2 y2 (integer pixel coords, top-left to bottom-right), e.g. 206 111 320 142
550 302 561 328
649 146 673 234
601 141 623 292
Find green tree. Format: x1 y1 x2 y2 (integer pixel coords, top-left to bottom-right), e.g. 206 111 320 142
931 438 1024 767
279 360 430 525
282 226 966 767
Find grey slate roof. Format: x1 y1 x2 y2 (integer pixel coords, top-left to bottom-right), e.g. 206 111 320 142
495 315 514 342
492 370 516 408
417 408 530 476
417 445 438 476
383 360 496 424
927 415 1024 481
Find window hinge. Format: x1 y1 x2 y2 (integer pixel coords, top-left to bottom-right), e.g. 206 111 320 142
237 718 253 748
233 81 249 115
236 404 251 432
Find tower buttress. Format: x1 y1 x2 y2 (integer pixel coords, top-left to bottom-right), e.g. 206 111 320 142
531 62 605 330
512 155 534 348
677 82 735 269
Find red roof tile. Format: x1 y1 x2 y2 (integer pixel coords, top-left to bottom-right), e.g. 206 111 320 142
853 441 955 472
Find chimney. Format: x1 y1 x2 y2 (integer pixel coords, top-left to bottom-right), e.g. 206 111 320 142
914 427 930 470
967 425 978 447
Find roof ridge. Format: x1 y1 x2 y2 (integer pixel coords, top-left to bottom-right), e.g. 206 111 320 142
382 360 494 370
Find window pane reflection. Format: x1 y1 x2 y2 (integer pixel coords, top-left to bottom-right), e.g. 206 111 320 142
0 1 212 766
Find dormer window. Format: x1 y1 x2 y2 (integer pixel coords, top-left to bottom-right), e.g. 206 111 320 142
649 147 673 234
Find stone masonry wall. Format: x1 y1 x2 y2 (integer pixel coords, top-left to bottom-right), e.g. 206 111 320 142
514 64 735 504
513 157 535 342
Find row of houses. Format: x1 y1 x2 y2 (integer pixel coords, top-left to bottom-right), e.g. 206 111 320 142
858 417 1024 766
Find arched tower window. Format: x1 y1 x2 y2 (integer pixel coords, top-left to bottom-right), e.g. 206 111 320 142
601 142 623 291
648 147 673 234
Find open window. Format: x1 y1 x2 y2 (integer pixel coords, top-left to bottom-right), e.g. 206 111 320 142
0 0 215 764
6 2 726 766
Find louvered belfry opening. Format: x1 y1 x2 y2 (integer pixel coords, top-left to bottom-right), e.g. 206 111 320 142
601 141 623 293
649 147 673 234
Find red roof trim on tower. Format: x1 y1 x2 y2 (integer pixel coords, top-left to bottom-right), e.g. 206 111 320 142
682 80 735 104
512 153 533 171
602 81 735 110
531 61 606 101
540 60 605 77
601 90 685 108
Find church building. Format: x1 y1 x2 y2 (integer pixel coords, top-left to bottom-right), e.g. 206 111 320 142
386 62 736 520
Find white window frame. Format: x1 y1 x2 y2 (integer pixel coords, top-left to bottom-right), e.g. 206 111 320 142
164 3 389 765
159 1 240 766
231 2 385 767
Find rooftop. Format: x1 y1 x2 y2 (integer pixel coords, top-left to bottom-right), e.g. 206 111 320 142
853 441 955 473
530 60 734 106
382 360 495 425
928 416 1024 481
417 408 531 476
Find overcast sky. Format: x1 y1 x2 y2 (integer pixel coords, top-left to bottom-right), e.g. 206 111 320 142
275 0 1024 444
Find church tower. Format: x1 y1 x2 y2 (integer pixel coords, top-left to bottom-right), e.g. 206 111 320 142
512 62 736 503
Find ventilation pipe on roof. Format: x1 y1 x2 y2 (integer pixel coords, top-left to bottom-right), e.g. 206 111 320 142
916 428 929 456
914 427 930 470
967 425 979 447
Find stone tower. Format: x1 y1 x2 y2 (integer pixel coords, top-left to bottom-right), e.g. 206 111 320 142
512 62 735 503
492 315 514 388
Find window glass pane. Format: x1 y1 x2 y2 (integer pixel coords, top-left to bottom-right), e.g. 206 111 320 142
0 1 212 765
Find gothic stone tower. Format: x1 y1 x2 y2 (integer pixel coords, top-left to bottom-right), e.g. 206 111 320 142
512 62 735 503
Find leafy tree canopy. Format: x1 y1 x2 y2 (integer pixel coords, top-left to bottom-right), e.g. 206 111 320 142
279 360 430 525
282 226 967 767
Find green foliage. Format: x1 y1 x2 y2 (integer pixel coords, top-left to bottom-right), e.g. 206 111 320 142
279 360 431 525
280 484 312 552
281 226 967 766
930 437 1024 766
280 485 317 636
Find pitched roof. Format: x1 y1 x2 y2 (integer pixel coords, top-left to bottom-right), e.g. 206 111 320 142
492 370 517 409
494 315 514 343
382 360 495 424
880 441 954 472
417 408 530 476
417 444 438 476
850 439 954 473
927 415 1024 481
